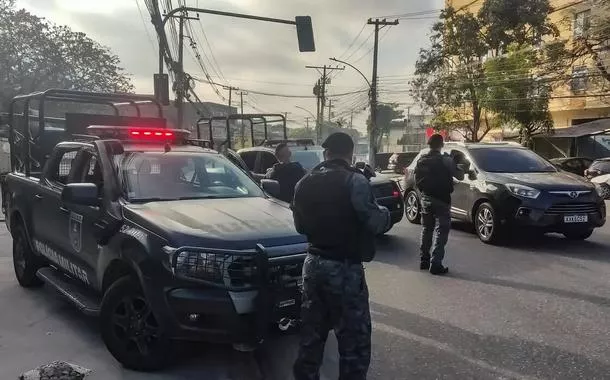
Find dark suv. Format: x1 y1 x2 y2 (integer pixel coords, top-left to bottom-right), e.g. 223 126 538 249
403 143 606 244
237 141 404 233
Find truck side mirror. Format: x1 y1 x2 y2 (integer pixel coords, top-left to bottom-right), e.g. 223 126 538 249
261 179 281 199
62 183 100 207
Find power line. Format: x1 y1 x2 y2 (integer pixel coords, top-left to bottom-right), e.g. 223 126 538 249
134 0 157 51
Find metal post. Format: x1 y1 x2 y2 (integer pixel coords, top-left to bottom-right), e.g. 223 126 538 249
366 18 398 167
177 14 185 130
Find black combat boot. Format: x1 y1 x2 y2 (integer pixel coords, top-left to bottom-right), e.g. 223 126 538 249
429 264 449 275
420 259 430 270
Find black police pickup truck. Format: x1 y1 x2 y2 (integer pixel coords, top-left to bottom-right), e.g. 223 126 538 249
4 107 308 369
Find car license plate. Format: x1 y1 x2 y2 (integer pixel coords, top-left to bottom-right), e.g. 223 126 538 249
564 215 588 223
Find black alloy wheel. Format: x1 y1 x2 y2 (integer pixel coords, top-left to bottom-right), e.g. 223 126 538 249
405 191 421 225
100 277 170 371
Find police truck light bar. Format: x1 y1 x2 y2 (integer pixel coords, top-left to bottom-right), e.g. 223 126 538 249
87 126 190 142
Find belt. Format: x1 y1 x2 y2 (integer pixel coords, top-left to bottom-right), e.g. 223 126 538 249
309 250 361 264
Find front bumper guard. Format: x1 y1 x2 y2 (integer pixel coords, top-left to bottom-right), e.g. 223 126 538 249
169 244 305 343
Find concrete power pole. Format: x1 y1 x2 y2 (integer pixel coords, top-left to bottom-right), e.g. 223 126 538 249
237 91 248 147
306 65 344 143
367 18 398 167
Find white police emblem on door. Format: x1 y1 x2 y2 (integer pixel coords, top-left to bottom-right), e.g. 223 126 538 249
69 212 83 253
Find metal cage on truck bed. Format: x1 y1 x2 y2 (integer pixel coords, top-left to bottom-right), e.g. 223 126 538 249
8 89 167 176
195 113 288 150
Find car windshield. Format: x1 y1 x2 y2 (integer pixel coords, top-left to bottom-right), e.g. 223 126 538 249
292 149 325 170
469 148 557 173
115 151 264 202
589 160 610 173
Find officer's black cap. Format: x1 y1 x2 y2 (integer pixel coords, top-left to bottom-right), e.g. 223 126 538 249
322 132 354 155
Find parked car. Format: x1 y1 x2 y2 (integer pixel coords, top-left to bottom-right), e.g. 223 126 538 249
591 173 610 200
403 142 606 244
387 152 419 174
237 140 404 233
585 157 610 179
550 157 593 176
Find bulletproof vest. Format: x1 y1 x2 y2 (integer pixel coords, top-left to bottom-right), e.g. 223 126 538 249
415 152 453 203
293 161 367 262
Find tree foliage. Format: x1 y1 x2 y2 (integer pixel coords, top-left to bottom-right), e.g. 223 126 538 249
485 46 553 147
411 0 558 142
367 103 404 149
0 0 133 109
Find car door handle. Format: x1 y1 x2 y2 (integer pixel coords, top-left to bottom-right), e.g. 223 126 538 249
59 206 70 213
35 194 44 200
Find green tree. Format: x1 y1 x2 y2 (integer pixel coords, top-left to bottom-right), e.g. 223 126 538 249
411 0 559 142
0 0 133 109
485 46 553 147
288 127 315 139
367 103 404 150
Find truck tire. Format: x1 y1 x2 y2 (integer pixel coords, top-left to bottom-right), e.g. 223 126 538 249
12 222 43 288
100 276 171 371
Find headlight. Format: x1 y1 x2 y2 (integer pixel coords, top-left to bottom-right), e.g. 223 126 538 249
505 183 541 199
595 183 604 197
166 247 256 287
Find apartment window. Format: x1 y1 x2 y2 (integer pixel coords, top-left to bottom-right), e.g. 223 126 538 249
574 10 591 38
571 66 588 92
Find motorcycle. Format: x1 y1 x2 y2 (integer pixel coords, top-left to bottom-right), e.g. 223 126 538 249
591 173 610 200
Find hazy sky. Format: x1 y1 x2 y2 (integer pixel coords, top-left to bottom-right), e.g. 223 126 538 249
16 0 442 131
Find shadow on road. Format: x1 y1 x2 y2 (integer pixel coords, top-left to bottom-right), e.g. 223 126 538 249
369 301 610 380
446 271 610 308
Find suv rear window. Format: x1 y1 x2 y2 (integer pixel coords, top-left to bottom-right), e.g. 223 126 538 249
292 150 324 170
469 148 556 173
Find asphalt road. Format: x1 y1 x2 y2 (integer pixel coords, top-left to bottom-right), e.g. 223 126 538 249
1 210 610 379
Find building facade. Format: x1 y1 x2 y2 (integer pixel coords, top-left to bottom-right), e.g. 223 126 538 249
446 0 610 133
381 114 428 153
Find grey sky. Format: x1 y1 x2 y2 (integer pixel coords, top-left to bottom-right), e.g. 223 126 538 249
17 0 442 131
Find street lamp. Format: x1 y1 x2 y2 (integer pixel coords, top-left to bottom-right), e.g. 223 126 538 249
295 105 316 119
330 57 375 167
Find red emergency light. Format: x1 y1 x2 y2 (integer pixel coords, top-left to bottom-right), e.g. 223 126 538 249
87 126 190 143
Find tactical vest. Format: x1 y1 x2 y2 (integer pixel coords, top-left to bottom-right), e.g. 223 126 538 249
294 160 373 262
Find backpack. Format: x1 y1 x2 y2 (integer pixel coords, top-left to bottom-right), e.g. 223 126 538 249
414 153 453 197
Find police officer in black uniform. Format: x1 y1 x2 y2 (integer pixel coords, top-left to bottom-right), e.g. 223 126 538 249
291 132 391 380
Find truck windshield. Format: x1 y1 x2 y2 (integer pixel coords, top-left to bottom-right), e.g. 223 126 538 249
116 151 265 202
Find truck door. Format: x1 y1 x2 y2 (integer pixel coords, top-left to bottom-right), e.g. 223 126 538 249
30 146 80 251
61 149 107 287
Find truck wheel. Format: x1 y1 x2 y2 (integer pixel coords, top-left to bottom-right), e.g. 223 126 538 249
563 229 594 241
100 276 170 371
12 223 43 288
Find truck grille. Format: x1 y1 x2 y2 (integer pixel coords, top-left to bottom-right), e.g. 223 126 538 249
545 203 599 215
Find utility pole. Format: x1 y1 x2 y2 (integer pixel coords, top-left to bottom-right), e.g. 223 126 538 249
367 18 398 167
169 11 199 129
305 117 310 131
237 91 247 147
306 65 344 143
328 99 333 122
350 110 354 129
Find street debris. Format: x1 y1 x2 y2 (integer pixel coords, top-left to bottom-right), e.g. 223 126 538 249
18 361 90 380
